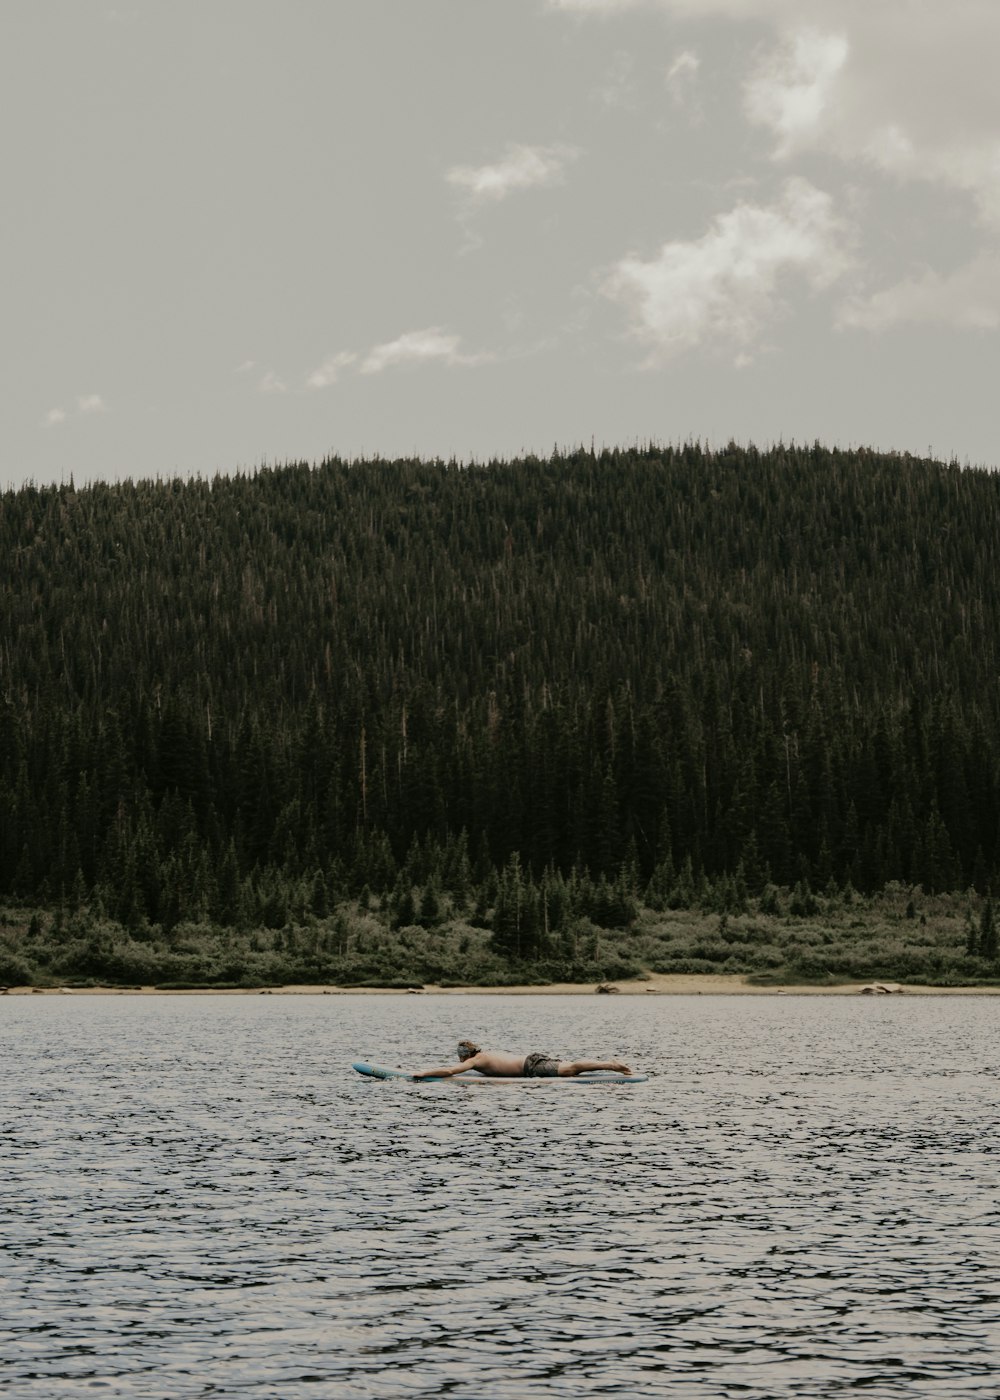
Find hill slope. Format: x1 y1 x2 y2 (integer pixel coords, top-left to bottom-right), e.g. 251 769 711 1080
2 443 999 952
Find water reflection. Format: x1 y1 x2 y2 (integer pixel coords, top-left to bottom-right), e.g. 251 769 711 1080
2 994 998 1397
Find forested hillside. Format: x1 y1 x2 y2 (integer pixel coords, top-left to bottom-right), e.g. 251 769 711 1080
2 443 999 986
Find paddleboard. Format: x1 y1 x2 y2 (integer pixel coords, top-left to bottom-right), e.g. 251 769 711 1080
352 1061 647 1083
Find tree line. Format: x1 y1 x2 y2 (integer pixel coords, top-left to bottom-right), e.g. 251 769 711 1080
2 442 1000 941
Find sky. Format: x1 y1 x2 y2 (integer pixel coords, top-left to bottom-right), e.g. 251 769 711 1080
4 0 1000 489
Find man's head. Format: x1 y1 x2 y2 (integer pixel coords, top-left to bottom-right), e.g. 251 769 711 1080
457 1040 480 1061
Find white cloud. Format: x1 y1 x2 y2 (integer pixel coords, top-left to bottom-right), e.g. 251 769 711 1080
43 395 109 426
548 0 645 12
603 178 851 361
596 51 638 110
739 7 1000 225
234 359 256 375
862 124 914 172
554 1 1000 224
861 126 1000 228
665 48 701 116
257 371 287 395
745 29 848 157
667 49 699 81
306 351 357 390
550 0 789 15
838 256 1000 332
447 143 578 204
360 328 487 375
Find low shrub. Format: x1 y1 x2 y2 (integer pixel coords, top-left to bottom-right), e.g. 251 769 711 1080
0 949 34 986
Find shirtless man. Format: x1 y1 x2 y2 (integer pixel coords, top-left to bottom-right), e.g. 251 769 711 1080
412 1039 632 1080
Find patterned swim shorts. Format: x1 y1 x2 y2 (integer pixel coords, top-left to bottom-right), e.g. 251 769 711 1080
522 1052 561 1077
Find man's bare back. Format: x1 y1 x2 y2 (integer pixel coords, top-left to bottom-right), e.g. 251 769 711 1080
412 1041 632 1080
462 1050 528 1077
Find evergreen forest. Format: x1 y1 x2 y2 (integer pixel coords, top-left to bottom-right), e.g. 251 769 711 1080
2 442 999 988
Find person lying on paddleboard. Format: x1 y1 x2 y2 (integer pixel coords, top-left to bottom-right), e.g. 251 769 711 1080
412 1040 632 1080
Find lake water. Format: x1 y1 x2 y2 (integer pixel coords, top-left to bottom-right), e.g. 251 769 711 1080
2 993 998 1399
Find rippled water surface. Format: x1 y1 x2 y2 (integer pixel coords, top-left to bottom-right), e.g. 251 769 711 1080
2 993 998 1398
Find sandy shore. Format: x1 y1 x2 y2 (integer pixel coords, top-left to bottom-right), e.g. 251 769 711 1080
4 973 997 996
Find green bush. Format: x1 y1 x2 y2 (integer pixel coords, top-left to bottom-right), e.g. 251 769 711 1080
0 949 34 986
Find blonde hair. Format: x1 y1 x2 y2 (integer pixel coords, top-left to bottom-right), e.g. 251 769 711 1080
457 1040 480 1060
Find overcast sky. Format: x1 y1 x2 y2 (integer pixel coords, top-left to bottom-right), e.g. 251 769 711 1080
4 0 1000 488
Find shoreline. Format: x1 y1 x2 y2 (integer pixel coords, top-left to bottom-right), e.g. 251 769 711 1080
4 973 998 997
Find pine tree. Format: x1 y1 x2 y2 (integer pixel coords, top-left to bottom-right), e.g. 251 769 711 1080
965 909 979 958
979 896 997 961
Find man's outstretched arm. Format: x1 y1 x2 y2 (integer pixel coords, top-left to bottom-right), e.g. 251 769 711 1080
412 1061 474 1080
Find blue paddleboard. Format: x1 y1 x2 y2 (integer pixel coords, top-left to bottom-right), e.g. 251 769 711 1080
352 1061 647 1083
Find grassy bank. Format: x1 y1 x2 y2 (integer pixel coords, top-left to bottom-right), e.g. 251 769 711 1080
1 882 997 992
